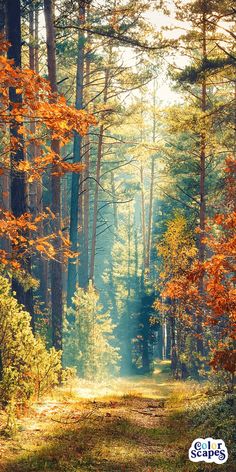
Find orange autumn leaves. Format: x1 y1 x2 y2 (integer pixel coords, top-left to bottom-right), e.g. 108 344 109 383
0 40 95 271
0 40 95 180
0 209 74 270
156 158 236 375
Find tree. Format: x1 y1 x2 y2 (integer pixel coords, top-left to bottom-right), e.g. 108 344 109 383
44 0 65 350
6 0 34 325
64 281 120 379
67 0 87 306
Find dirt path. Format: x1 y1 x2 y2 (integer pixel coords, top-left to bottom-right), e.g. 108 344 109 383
0 363 233 471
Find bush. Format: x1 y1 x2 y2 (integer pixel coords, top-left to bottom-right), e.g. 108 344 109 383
0 276 61 408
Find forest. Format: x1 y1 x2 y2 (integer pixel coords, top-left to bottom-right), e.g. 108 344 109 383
0 0 235 471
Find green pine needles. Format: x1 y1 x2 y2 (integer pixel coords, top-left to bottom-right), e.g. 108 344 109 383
64 281 120 380
0 276 62 409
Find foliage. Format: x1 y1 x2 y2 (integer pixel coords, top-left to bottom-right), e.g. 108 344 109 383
0 40 95 272
156 159 236 382
0 276 61 407
64 282 120 380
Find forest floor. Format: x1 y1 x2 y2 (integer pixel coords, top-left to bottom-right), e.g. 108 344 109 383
0 361 234 472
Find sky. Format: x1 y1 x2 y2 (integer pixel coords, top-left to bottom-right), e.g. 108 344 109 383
38 0 189 105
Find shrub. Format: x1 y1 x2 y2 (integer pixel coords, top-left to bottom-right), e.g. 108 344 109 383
0 276 61 408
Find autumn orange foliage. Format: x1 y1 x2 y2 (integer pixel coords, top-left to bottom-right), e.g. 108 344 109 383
0 41 95 271
158 157 236 375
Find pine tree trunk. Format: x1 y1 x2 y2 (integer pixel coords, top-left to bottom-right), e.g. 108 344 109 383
80 12 92 289
140 162 146 268
44 0 62 350
170 312 178 378
142 314 150 373
0 1 10 254
197 4 207 355
0 348 2 381
34 6 49 309
29 4 34 70
146 83 156 270
89 67 110 281
111 171 118 228
157 324 163 359
0 0 5 33
6 0 34 328
67 2 85 304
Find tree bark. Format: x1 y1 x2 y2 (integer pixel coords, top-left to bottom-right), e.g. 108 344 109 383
197 3 207 355
44 0 63 350
89 66 110 281
111 171 118 229
6 0 34 328
146 82 156 270
140 162 146 267
67 1 85 305
0 0 5 35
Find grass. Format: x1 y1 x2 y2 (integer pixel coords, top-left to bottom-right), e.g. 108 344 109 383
0 361 234 471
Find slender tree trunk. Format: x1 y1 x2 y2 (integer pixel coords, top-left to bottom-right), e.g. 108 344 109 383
81 10 92 288
166 320 171 360
33 6 49 308
0 348 2 381
89 67 110 281
0 1 10 254
111 171 118 228
146 82 156 270
35 7 39 74
29 4 35 71
157 324 163 359
44 0 62 350
122 203 133 373
140 162 146 268
28 6 37 216
83 134 90 284
0 0 5 34
142 315 150 373
67 2 85 305
170 311 178 378
6 0 34 327
197 4 207 355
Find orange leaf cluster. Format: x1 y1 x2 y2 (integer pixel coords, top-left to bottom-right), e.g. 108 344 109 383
0 43 96 181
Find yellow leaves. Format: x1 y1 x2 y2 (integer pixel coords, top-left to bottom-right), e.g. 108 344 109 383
36 243 48 252
14 114 23 123
17 161 31 172
52 161 85 176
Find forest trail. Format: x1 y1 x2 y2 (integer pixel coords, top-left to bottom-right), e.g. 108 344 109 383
0 362 232 472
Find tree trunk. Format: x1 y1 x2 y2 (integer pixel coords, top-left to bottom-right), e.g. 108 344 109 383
29 4 34 71
0 349 2 381
0 0 10 253
33 6 49 309
0 0 4 33
197 4 207 355
35 6 39 73
89 67 110 281
142 314 150 373
44 0 62 350
146 82 156 270
140 162 146 268
6 0 34 328
79 9 92 289
170 313 178 378
67 2 85 305
111 171 118 228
